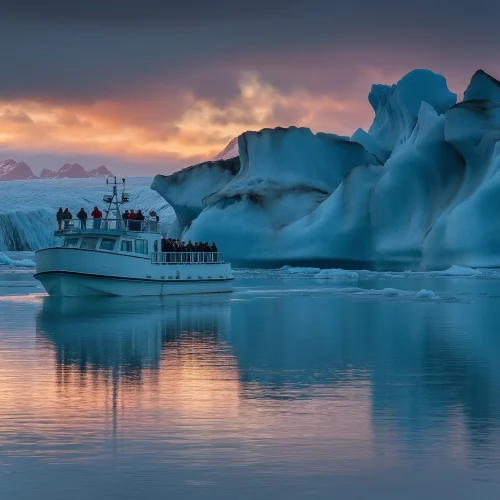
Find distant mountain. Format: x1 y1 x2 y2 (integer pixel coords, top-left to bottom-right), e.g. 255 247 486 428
88 165 114 178
0 160 115 181
40 163 89 179
0 160 36 181
212 137 239 161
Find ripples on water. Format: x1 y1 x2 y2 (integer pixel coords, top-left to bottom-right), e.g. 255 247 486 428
1 271 500 499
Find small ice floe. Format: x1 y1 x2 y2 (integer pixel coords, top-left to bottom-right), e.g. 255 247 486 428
0 252 35 268
415 289 437 299
433 265 481 277
338 286 442 301
314 269 359 281
380 287 403 297
286 267 322 275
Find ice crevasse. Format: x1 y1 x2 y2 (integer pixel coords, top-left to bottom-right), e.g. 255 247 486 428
151 69 500 270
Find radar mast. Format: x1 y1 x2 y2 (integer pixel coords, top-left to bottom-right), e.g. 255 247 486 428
103 177 129 220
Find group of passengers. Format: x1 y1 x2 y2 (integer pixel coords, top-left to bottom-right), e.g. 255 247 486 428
159 239 219 262
161 238 218 253
121 209 159 231
56 206 159 231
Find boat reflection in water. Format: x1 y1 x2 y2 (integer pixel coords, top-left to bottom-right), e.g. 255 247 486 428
34 289 500 467
36 294 232 375
36 294 235 433
20 284 500 498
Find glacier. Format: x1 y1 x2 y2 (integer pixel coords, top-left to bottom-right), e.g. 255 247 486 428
0 177 175 253
152 69 500 270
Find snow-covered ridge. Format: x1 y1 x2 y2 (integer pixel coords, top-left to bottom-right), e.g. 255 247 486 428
0 160 36 181
152 68 500 270
40 163 114 179
0 161 114 181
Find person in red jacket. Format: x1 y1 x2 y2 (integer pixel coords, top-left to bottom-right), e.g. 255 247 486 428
91 206 102 229
128 209 138 231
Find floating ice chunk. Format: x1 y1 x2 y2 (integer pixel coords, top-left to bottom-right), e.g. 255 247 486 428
314 268 359 281
436 265 480 276
286 267 322 274
0 252 35 267
416 289 437 299
381 288 403 297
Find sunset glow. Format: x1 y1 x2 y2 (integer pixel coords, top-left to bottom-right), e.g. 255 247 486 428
0 72 373 174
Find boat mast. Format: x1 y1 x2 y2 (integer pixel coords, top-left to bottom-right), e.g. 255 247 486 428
104 176 128 220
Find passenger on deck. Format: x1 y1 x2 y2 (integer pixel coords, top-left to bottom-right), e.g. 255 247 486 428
91 206 102 229
186 240 195 252
211 242 218 253
56 208 63 230
122 210 129 229
136 210 145 230
163 238 175 262
62 208 72 228
77 208 88 229
146 210 158 231
128 209 138 231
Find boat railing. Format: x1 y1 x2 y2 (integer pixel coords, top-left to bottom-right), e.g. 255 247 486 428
151 252 224 265
55 218 160 235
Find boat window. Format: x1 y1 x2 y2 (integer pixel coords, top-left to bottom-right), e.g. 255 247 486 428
80 237 98 250
121 240 133 252
99 238 116 251
135 239 148 255
63 238 79 248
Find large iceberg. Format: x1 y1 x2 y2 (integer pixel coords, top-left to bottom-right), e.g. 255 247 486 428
152 69 500 270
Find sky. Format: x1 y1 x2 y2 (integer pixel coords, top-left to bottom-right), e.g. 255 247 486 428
0 0 499 175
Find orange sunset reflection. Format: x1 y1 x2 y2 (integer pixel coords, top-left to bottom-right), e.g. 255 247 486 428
0 295 383 470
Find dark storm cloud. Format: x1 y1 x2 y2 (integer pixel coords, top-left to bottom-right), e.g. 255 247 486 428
1 0 499 104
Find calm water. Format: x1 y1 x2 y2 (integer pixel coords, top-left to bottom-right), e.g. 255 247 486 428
1 271 500 499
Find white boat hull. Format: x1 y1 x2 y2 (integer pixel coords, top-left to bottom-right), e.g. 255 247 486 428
35 248 233 297
36 271 233 297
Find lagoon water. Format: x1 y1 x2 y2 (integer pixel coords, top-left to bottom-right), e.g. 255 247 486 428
1 269 500 499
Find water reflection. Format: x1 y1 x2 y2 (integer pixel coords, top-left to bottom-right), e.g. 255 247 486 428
3 283 500 498
36 295 232 378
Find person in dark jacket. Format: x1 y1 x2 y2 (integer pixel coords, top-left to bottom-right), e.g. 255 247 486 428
62 208 72 228
136 210 145 231
211 242 218 253
164 238 174 262
77 208 88 229
56 207 63 230
122 210 129 229
91 206 102 229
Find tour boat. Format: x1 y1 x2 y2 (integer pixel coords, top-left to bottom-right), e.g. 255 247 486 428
34 178 233 297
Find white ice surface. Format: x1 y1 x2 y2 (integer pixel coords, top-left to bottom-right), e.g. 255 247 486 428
0 177 175 251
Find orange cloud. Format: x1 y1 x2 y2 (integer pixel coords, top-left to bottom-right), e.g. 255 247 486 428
0 72 374 167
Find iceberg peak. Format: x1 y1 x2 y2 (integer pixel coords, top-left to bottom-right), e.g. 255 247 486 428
464 69 500 102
